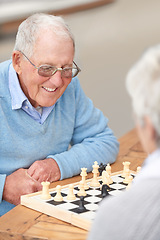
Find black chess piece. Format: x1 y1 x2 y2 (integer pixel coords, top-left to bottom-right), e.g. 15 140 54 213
101 184 110 199
98 163 106 176
77 196 86 213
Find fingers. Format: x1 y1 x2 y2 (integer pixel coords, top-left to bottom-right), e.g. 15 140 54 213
27 158 60 183
3 168 42 205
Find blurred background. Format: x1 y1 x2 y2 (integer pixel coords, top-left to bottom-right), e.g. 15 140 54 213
0 0 160 138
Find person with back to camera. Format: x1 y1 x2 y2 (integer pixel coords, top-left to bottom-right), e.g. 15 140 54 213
0 13 119 216
88 44 160 240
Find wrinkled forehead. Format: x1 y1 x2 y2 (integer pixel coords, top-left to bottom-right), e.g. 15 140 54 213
33 27 74 50
30 31 74 62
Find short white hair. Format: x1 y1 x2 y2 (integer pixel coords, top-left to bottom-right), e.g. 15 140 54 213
126 45 160 136
14 13 75 57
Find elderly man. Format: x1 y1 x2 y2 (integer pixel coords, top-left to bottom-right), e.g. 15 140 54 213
0 13 119 216
88 45 160 240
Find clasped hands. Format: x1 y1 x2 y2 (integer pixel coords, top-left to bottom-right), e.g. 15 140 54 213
3 158 60 205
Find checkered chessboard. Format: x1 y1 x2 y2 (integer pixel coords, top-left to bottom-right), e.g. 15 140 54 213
21 171 135 230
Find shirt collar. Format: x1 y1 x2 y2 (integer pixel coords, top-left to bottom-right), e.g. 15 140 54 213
9 63 27 110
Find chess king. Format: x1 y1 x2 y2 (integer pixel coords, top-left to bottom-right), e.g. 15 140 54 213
0 13 119 216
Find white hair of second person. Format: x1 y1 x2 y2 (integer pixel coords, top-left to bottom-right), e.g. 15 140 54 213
126 44 160 136
14 13 75 57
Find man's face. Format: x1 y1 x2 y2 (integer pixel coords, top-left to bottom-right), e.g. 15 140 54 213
14 31 74 108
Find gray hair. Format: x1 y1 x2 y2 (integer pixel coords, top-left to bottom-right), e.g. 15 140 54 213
126 45 160 137
14 13 75 57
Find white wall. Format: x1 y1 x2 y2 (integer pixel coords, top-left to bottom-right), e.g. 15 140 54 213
1 0 160 138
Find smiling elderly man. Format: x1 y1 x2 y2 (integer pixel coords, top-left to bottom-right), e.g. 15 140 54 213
0 13 119 216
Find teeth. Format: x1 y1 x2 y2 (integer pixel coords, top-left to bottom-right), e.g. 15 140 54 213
43 87 56 92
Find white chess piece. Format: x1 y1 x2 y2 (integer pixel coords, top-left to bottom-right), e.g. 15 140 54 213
80 168 89 190
41 181 51 200
137 166 141 174
54 185 63 202
90 161 100 187
122 161 130 177
105 163 111 176
126 175 133 190
77 181 87 196
123 169 133 184
102 171 110 186
67 184 76 200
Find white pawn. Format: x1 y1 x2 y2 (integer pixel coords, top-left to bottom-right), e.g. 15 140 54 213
54 185 63 202
41 181 51 200
137 166 141 174
67 184 76 201
77 181 87 196
126 175 133 190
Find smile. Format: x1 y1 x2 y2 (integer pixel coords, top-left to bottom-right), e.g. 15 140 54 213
42 86 57 92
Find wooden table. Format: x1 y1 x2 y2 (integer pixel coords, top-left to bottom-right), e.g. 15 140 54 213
0 128 147 240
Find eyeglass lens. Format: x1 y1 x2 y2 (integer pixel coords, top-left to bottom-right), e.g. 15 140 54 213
38 66 78 78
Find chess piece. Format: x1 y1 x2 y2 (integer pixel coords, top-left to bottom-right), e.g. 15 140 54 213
126 175 133 190
105 163 111 176
67 184 76 201
123 169 133 184
77 181 87 196
90 161 100 187
98 163 106 176
54 185 63 202
122 161 130 177
137 166 141 174
101 184 110 198
77 196 86 213
102 171 111 186
80 168 89 190
41 181 51 200
105 164 113 184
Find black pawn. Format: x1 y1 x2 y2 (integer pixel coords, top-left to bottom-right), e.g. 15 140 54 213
101 184 110 199
77 196 86 213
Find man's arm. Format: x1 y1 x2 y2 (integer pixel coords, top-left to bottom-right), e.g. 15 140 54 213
47 78 119 179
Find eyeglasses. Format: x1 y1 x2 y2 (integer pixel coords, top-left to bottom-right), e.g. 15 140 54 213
19 51 81 78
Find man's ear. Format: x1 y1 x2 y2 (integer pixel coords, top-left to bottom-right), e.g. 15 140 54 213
12 51 22 75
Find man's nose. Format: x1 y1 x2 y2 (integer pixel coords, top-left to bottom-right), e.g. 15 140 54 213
49 70 63 86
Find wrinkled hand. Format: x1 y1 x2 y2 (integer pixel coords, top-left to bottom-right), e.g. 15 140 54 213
27 158 61 183
3 168 42 205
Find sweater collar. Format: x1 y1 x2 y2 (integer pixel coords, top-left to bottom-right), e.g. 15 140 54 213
9 63 27 110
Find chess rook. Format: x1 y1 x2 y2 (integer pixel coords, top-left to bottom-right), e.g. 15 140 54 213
122 161 130 177
41 181 51 200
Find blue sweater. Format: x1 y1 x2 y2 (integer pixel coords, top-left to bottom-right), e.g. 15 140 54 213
0 60 119 216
